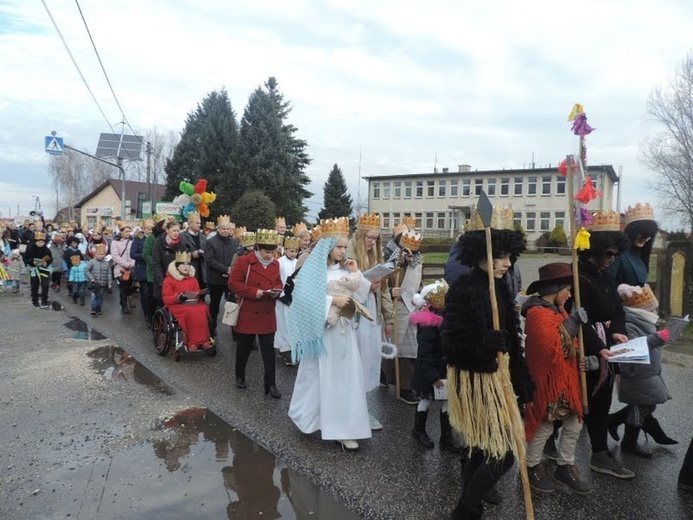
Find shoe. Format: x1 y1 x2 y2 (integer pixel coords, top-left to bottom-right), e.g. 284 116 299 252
544 436 559 461
80 298 85 306
449 498 483 520
642 415 678 445
554 464 594 495
72 297 78 304
680 480 693 492
235 377 247 389
590 451 635 479
33 303 40 309
338 439 359 451
40 304 50 310
369 414 383 431
91 310 97 316
121 305 131 314
482 486 502 505
399 389 421 405
528 463 556 493
439 411 463 453
412 410 434 448
608 406 629 441
97 309 102 315
379 369 389 387
621 425 652 458
265 385 281 399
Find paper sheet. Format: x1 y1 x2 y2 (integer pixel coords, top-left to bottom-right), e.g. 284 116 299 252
608 336 650 364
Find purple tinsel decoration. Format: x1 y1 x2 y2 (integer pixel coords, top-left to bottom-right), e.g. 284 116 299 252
578 206 593 226
571 113 595 136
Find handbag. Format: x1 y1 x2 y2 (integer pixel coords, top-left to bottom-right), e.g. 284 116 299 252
221 263 251 327
121 268 131 281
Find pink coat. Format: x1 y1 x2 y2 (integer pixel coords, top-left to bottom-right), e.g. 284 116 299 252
110 238 135 278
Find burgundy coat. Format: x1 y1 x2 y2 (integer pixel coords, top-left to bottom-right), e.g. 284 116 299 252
228 253 283 335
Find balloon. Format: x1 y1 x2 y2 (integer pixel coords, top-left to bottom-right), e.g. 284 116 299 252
190 193 203 205
198 202 210 218
182 203 197 216
172 194 191 206
194 179 208 194
202 191 216 204
179 181 194 196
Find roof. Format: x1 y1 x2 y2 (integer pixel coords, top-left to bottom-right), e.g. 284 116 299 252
75 179 167 208
363 164 619 184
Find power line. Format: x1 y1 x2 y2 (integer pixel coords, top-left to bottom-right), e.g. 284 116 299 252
40 0 116 134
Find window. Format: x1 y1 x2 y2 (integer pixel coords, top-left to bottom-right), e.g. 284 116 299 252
373 182 380 199
513 212 522 229
136 192 147 218
383 213 390 229
588 173 599 191
415 181 423 198
540 211 551 231
392 212 401 226
487 178 496 196
514 177 523 196
526 211 536 231
462 179 471 196
450 180 458 197
426 181 435 197
474 179 483 196
425 212 434 229
556 175 566 195
415 212 422 229
438 180 447 197
383 181 391 199
404 181 412 198
542 176 552 195
555 211 565 229
527 176 537 196
450 212 459 231
500 177 510 196
437 212 446 229
393 181 401 198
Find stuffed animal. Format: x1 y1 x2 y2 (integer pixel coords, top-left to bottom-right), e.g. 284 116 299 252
326 272 362 326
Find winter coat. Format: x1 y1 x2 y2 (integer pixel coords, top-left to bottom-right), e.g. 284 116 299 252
87 258 113 287
143 231 159 283
608 247 648 287
110 237 135 278
62 246 83 272
181 230 208 285
162 262 210 346
228 252 283 335
152 235 186 299
206 234 239 286
68 261 88 283
617 307 671 406
410 308 446 396
25 243 52 279
49 242 66 271
129 235 148 282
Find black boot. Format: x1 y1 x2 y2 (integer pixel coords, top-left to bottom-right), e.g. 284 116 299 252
621 424 652 458
412 411 434 449
608 406 629 441
121 303 131 314
440 411 463 453
642 414 678 445
449 498 482 520
679 436 693 491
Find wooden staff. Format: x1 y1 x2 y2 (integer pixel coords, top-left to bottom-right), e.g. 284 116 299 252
478 191 534 520
566 154 590 413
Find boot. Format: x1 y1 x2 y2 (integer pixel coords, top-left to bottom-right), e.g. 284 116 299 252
621 424 652 458
678 436 693 491
440 411 463 453
608 406 629 441
80 295 85 305
642 414 678 445
449 498 482 520
121 303 131 314
412 411 434 449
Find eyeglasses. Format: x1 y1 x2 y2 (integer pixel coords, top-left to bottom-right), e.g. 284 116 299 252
604 251 620 259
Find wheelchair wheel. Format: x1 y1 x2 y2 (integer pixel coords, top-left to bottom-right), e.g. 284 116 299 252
152 308 173 356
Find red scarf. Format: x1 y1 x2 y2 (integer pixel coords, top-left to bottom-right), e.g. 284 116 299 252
166 236 181 246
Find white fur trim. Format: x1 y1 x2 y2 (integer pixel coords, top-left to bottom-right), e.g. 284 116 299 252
167 261 195 281
381 341 398 359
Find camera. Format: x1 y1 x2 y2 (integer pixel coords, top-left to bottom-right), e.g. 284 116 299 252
30 210 44 216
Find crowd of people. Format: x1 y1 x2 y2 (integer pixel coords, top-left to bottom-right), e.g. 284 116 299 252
1 201 691 520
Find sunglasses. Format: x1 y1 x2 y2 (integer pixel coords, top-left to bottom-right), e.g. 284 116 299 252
604 251 620 259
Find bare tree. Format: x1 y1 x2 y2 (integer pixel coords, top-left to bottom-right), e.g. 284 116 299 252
643 52 693 231
129 127 179 187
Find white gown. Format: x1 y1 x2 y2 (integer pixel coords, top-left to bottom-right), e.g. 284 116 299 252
355 288 383 392
288 264 372 441
274 255 297 353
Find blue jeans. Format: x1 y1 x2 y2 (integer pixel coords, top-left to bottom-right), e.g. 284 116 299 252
72 281 86 300
91 285 104 311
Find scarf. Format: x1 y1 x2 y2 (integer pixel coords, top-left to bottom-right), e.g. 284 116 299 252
287 237 337 363
166 236 181 247
254 250 273 268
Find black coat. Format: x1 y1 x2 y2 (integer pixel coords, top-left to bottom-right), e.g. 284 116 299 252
129 236 148 282
152 235 186 299
411 320 446 396
205 234 239 286
181 230 207 285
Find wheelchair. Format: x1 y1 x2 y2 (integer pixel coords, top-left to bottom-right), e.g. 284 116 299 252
152 306 216 362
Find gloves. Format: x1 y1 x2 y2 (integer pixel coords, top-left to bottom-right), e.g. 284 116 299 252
563 307 588 337
657 329 670 343
482 330 507 355
583 355 600 371
177 293 186 303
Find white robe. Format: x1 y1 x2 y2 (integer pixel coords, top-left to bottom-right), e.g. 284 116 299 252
355 289 383 392
393 263 422 358
288 264 372 441
274 255 297 352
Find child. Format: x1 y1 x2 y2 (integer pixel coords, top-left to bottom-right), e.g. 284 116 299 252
274 237 299 362
62 236 83 295
86 244 113 315
5 249 24 294
49 232 66 292
607 283 673 456
68 255 88 305
25 231 53 309
410 279 463 453
521 262 592 494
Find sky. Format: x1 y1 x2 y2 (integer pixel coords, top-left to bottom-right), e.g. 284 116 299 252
1 0 692 228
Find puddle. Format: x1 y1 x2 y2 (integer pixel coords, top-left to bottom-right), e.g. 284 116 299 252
64 316 107 340
87 345 174 395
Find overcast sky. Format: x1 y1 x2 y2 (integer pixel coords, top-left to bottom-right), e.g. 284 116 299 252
1 0 692 228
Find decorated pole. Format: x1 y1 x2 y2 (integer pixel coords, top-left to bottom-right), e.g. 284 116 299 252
477 191 535 520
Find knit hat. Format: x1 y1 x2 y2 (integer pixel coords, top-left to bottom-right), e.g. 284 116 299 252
618 283 658 312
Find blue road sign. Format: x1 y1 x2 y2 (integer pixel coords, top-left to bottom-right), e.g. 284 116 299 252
45 136 64 155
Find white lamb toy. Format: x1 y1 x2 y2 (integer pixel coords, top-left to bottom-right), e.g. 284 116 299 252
326 272 363 325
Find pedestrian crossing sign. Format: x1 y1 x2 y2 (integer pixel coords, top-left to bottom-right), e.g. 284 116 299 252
45 136 64 155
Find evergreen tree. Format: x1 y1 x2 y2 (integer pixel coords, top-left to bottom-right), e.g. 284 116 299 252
230 190 276 231
318 164 354 225
164 89 238 216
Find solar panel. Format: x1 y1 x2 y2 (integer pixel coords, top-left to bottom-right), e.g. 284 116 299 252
95 133 144 161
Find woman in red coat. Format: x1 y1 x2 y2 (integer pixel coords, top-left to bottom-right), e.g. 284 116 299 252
162 251 212 352
228 231 283 398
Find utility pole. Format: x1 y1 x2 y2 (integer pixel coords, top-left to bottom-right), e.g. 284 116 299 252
146 141 151 205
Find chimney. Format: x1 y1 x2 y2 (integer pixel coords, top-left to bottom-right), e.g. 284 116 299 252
458 164 471 172
442 167 449 173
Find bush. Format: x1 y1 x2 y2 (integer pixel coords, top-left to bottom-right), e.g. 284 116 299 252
231 190 276 231
547 224 568 249
535 231 550 252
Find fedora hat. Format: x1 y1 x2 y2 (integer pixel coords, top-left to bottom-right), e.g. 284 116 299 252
526 262 573 296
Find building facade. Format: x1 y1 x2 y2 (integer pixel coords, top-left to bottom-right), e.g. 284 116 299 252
365 164 618 244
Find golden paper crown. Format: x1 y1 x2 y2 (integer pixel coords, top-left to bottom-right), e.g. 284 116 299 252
234 226 247 237
175 251 192 263
465 204 514 231
238 231 256 247
275 216 286 228
104 227 114 234
400 230 423 252
34 232 46 241
152 213 167 224
70 255 82 265
421 279 449 310
284 236 300 249
292 222 308 237
357 213 381 231
310 225 322 241
141 218 154 228
320 217 350 238
394 223 408 236
256 229 279 246
217 214 231 225
587 210 621 232
619 283 658 311
205 221 216 231
186 210 200 220
403 216 417 230
94 244 107 254
625 203 655 226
